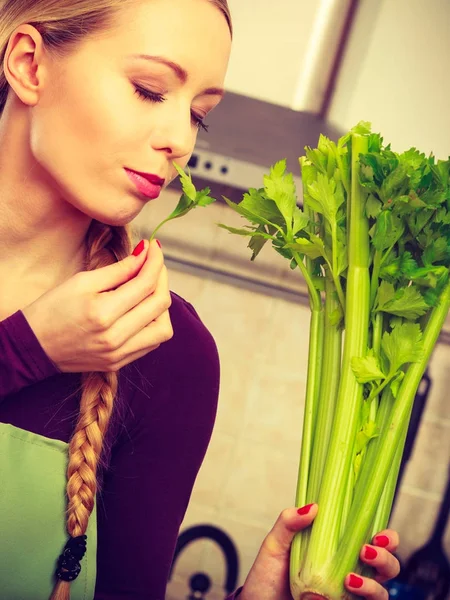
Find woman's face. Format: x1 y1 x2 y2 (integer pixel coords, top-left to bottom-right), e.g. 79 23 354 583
27 0 231 225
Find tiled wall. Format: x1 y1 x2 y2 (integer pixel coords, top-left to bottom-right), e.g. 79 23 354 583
132 189 450 599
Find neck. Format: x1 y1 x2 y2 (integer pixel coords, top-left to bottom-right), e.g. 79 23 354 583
0 102 91 291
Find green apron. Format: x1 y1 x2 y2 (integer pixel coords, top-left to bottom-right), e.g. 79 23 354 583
0 422 97 600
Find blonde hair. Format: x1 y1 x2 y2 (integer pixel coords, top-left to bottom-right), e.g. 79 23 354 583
0 1 232 599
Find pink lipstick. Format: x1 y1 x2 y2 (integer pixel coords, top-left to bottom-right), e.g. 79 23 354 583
125 168 165 199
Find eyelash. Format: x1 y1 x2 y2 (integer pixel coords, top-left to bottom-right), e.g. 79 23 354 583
133 85 209 133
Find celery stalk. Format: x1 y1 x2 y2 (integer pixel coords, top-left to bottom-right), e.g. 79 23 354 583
290 303 324 574
307 276 342 504
296 135 370 591
330 280 450 585
215 122 450 600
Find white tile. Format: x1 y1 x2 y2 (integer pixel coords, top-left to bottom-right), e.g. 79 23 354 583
213 355 258 437
172 503 220 590
221 438 299 524
189 432 236 509
427 343 450 420
166 575 190 600
241 371 306 457
192 278 276 361
203 514 270 589
402 420 450 495
168 269 208 307
389 489 441 562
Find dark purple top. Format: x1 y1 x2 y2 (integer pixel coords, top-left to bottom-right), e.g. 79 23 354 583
0 292 242 600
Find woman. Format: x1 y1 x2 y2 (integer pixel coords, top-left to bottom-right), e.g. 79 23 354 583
0 0 400 598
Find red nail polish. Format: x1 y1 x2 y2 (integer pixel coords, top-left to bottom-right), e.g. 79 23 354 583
348 574 364 589
364 546 378 560
156 239 162 249
132 240 145 256
374 535 390 548
297 503 314 516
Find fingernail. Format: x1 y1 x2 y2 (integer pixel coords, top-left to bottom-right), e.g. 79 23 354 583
364 546 378 560
348 574 364 589
156 239 162 249
132 240 145 256
297 503 314 516
374 535 390 548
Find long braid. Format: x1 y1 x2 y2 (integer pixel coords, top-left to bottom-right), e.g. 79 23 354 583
50 221 134 600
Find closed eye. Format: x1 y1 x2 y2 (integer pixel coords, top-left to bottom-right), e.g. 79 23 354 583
133 84 209 133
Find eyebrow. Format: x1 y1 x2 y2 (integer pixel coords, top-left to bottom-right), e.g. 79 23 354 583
130 54 225 98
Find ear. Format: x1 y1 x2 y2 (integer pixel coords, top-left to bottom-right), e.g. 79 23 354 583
3 24 46 108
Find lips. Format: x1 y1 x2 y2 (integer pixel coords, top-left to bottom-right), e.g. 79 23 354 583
124 168 165 200
126 168 165 186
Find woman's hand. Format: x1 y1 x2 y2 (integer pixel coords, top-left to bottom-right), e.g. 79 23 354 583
239 504 400 600
22 240 173 373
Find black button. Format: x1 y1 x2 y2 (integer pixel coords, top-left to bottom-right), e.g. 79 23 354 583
204 161 212 170
188 154 199 168
220 166 229 174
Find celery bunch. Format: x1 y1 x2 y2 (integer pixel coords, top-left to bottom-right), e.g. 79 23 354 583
216 122 450 599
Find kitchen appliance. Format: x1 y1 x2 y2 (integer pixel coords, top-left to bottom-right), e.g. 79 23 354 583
169 91 343 204
169 524 239 599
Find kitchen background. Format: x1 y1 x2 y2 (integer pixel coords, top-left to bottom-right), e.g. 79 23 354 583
131 0 450 597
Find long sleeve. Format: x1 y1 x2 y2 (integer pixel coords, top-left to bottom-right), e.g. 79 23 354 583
226 587 244 599
0 310 61 399
94 294 221 600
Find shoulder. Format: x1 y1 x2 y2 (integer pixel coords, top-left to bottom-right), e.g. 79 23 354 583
166 291 218 364
117 291 220 426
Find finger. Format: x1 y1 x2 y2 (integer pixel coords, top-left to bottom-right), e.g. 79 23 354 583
344 574 389 599
261 504 318 558
360 545 401 583
86 239 149 293
109 312 173 370
105 266 171 348
97 240 164 327
372 529 400 553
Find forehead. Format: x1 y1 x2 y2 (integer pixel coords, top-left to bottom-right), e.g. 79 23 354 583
99 0 231 82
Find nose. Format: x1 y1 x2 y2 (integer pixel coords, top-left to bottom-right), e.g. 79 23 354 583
150 103 195 160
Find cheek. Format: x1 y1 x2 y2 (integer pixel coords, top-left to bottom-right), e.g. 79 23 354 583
29 73 139 185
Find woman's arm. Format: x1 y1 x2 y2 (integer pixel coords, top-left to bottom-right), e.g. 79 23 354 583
94 294 220 599
0 310 61 399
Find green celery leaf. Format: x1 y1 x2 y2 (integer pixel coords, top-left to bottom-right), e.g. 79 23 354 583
165 194 193 220
366 194 383 218
351 121 372 136
292 207 310 236
195 187 216 206
434 207 450 226
306 173 345 222
250 224 279 261
222 193 282 229
386 287 430 319
335 224 348 275
305 147 327 174
407 209 434 238
423 237 450 265
375 280 396 308
174 163 197 201
351 355 386 383
287 236 327 260
380 164 408 202
355 421 379 455
329 304 344 326
241 188 285 224
381 322 424 373
380 251 419 283
263 160 297 229
217 224 273 240
376 283 429 319
372 210 404 252
390 371 405 398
